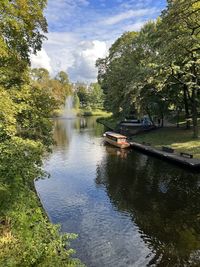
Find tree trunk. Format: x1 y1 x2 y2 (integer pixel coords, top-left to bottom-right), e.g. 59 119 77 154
145 107 155 126
176 108 180 128
191 63 199 138
161 113 164 127
191 90 199 138
183 85 190 129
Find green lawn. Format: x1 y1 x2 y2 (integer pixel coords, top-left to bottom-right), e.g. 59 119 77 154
168 114 200 126
133 127 200 159
78 109 112 117
52 108 112 117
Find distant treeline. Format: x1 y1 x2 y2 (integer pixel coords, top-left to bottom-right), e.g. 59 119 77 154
73 82 105 110
31 68 72 106
96 0 200 138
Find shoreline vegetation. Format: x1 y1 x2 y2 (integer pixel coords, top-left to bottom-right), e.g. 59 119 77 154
97 116 200 159
0 0 84 265
52 108 112 118
0 178 82 266
77 109 112 117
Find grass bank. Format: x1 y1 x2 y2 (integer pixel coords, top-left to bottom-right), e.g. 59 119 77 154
0 183 83 266
0 138 84 267
77 109 112 117
96 116 200 159
133 127 200 159
52 108 112 117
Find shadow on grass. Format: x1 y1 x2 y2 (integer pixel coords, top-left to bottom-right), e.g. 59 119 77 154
134 127 200 159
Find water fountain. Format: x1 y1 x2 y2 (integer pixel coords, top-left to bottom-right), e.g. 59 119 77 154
62 95 76 119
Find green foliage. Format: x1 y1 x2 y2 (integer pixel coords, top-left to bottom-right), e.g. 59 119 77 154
89 83 104 110
0 0 47 88
31 68 72 106
0 1 83 266
12 84 56 146
0 131 82 267
96 0 200 138
0 88 17 141
76 85 89 107
56 71 70 85
76 83 105 110
31 68 50 82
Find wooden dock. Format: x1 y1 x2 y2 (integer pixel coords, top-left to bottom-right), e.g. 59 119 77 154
130 142 200 170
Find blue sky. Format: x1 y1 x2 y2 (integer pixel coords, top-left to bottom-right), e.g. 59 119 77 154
31 0 167 82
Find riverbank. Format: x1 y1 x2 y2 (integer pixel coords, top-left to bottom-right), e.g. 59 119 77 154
77 109 112 117
97 116 200 159
52 108 112 117
0 137 83 266
133 127 200 159
0 180 83 266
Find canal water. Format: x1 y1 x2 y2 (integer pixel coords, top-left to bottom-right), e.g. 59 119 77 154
35 117 200 267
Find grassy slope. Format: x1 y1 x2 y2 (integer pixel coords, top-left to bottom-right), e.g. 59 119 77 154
133 127 200 159
0 184 83 267
77 109 112 117
97 116 200 159
52 108 112 117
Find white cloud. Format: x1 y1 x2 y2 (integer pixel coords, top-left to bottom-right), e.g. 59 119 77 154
31 32 77 76
30 49 52 72
31 34 108 83
103 8 157 25
30 0 165 82
69 40 108 82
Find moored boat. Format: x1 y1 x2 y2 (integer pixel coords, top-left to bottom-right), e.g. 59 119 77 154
103 131 130 149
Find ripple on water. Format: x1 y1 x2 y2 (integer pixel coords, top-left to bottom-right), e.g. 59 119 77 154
36 117 200 267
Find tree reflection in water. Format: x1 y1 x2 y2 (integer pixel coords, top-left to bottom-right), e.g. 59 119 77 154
96 147 200 266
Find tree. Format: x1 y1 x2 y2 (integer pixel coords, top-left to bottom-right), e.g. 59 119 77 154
96 0 200 138
96 32 139 116
55 71 69 85
89 83 104 109
55 71 72 99
159 0 200 137
30 68 72 105
31 68 50 82
0 0 48 88
0 88 17 141
76 85 89 107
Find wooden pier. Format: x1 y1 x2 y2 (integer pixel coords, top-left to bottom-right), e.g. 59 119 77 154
130 142 200 170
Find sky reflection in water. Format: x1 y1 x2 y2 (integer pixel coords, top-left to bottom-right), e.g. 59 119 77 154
35 117 200 267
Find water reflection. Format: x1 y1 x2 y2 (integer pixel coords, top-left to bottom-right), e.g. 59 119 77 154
96 147 200 266
36 117 200 267
53 119 71 149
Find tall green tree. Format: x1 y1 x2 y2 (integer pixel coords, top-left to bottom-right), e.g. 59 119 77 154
96 0 200 138
96 32 138 116
0 0 48 88
76 85 89 107
56 71 70 85
89 83 104 110
159 0 200 137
